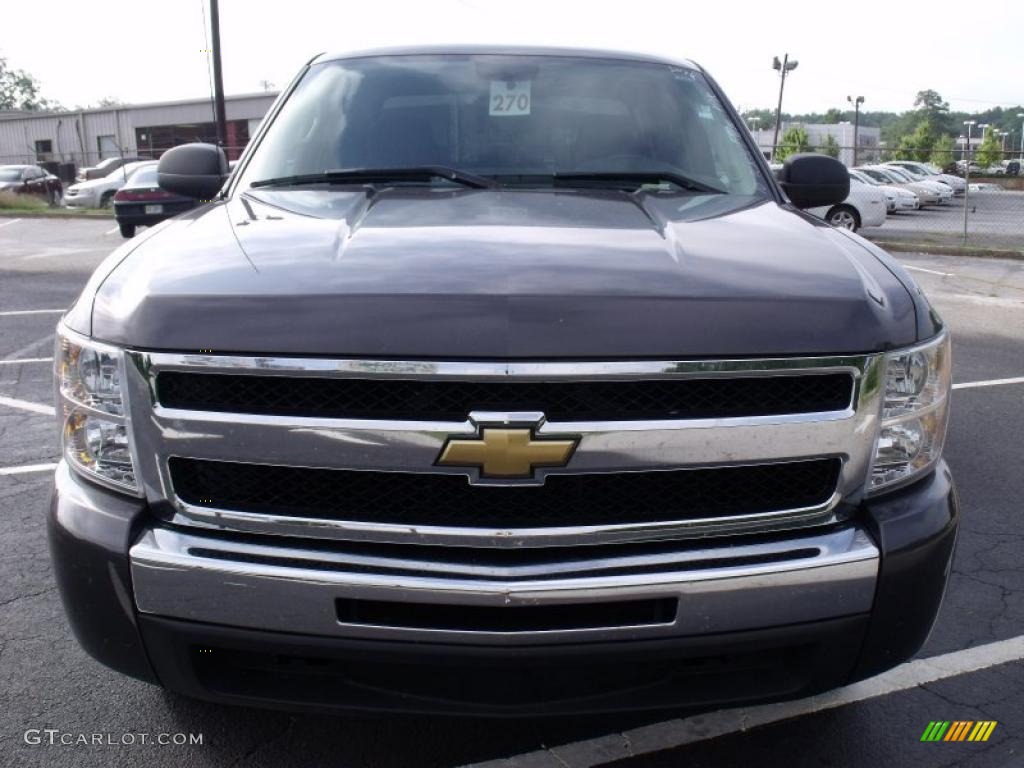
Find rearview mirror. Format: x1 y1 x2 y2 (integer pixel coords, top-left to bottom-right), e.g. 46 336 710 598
777 153 850 209
157 143 228 200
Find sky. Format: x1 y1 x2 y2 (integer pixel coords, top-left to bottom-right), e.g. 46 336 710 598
2 0 1022 116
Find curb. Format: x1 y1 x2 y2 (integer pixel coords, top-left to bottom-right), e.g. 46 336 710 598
865 238 1024 262
0 210 113 220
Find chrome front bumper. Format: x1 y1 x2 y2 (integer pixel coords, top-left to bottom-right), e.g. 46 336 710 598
130 524 879 646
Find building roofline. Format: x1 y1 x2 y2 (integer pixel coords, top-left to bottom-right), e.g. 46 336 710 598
0 91 279 121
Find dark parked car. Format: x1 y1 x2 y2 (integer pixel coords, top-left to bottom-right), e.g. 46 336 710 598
52 47 956 716
77 155 147 182
112 164 196 237
0 164 63 205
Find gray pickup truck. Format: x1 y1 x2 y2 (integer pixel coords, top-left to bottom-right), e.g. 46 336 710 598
50 47 957 716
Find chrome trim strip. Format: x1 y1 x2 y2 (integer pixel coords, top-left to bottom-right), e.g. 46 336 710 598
123 351 884 545
130 525 879 645
133 350 871 382
167 490 844 548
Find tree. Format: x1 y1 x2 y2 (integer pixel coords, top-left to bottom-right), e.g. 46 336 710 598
823 108 843 123
820 133 841 158
914 89 950 134
975 129 1002 170
908 122 935 163
0 55 59 110
894 135 919 161
775 126 811 162
930 135 956 171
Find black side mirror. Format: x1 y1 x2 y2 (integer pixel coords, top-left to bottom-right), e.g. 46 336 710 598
777 153 850 209
157 143 228 200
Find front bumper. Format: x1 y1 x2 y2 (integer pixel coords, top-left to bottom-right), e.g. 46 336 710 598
49 460 959 715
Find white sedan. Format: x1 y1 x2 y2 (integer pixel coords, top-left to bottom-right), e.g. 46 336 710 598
849 169 919 212
63 160 157 209
807 176 887 232
884 161 965 195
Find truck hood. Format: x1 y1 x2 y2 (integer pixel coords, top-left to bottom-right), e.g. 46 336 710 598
86 188 920 358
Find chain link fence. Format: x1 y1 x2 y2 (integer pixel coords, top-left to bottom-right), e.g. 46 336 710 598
760 144 1024 254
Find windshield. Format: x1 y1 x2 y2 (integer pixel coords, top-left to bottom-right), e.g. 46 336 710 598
882 168 910 182
0 168 24 181
127 166 158 185
238 54 769 196
850 170 877 185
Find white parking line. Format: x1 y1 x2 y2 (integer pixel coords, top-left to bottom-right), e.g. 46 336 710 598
0 218 22 229
0 462 57 477
0 395 55 417
0 309 64 317
467 634 1024 768
105 226 119 235
902 264 955 277
0 357 52 366
954 375 1024 391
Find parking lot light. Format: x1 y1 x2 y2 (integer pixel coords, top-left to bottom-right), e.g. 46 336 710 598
770 54 799 162
963 120 975 243
847 95 865 166
1018 114 1024 159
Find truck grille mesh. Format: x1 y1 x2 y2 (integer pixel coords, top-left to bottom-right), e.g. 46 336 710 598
156 371 853 422
169 457 841 529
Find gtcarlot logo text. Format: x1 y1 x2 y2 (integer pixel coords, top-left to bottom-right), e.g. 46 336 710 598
24 729 203 746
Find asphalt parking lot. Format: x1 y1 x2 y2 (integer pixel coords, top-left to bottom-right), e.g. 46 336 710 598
866 189 1024 251
1 217 1023 768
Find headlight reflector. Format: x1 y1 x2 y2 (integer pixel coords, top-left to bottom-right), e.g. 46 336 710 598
56 327 138 494
870 333 951 492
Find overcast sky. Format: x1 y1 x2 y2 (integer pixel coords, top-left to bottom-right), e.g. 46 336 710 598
3 0 1021 115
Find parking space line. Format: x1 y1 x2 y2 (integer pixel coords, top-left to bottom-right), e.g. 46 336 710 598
953 375 1024 391
0 357 52 366
0 462 57 477
0 219 22 229
105 226 119 235
902 264 954 277
0 309 65 317
469 634 1024 768
0 396 55 417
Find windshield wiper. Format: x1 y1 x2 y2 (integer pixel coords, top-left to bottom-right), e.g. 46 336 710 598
551 171 725 195
250 166 495 190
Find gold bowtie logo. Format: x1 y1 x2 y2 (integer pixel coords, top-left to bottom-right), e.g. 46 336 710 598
437 427 578 480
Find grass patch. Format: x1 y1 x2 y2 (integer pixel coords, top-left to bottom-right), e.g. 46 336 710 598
0 190 48 212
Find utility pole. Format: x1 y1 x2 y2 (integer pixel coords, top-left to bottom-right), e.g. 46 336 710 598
847 95 864 166
209 0 228 150
1018 113 1024 159
770 54 798 162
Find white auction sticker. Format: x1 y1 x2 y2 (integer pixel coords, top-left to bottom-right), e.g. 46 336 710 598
489 80 531 116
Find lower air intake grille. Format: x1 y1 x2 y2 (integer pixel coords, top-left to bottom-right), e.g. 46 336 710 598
169 457 841 529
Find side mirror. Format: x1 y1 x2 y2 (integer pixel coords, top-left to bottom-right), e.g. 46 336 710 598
777 153 850 209
157 143 228 200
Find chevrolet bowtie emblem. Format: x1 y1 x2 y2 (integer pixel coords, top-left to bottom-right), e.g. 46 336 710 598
436 426 578 480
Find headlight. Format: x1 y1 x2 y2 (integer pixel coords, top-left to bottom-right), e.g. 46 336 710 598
869 333 951 493
55 326 139 494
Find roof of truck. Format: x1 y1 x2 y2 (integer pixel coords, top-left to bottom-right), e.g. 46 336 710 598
314 45 700 70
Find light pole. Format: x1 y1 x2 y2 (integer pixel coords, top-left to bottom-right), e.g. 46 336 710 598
1018 113 1024 159
963 120 975 243
770 54 798 162
847 95 864 166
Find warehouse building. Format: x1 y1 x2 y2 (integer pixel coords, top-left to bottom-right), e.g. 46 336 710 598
0 92 277 180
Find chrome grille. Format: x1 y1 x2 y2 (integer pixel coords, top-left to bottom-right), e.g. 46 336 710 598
124 353 884 548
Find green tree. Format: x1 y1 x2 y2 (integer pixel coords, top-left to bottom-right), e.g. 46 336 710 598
820 133 841 158
823 108 843 123
908 122 935 163
775 126 811 162
0 55 59 110
913 89 950 134
975 129 1002 170
894 135 919 160
930 135 956 171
